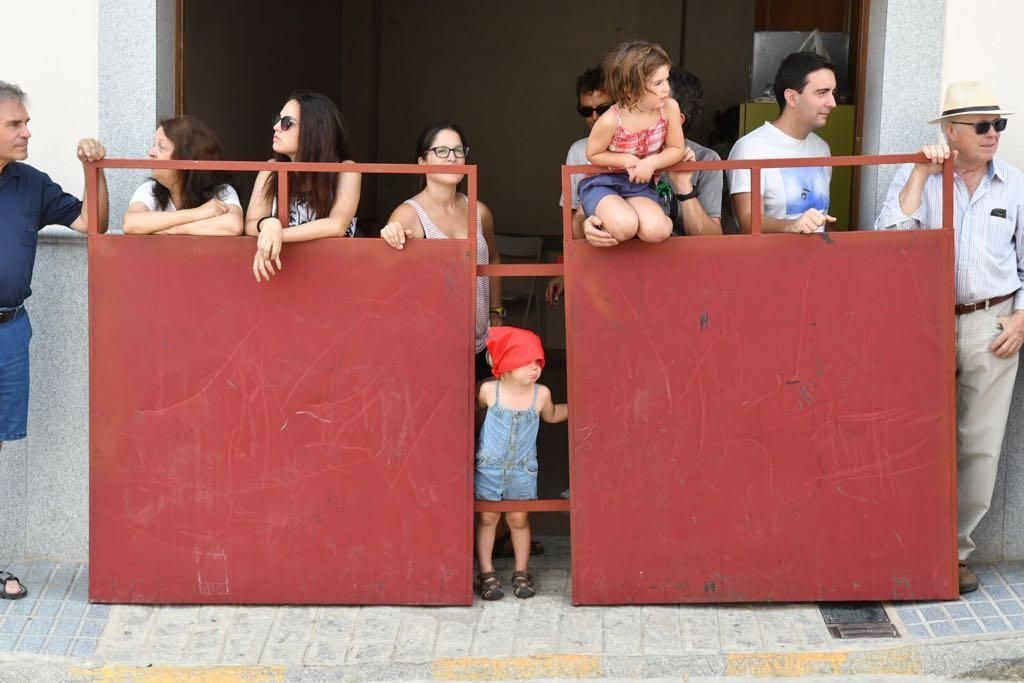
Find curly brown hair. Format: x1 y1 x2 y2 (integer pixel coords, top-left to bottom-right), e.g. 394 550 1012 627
602 41 671 109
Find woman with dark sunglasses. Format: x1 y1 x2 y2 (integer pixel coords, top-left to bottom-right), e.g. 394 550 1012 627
123 115 243 236
380 121 502 382
245 91 361 282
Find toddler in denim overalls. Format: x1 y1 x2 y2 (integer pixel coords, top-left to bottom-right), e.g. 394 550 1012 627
475 327 567 600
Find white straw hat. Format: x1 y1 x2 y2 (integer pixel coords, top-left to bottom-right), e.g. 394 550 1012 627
929 81 1014 124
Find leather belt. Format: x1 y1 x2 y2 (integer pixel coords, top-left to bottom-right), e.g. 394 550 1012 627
0 306 23 324
955 292 1015 316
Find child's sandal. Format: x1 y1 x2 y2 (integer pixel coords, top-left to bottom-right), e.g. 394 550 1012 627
510 571 536 599
477 571 504 600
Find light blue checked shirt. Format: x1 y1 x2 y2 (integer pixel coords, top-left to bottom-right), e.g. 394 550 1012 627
874 158 1024 309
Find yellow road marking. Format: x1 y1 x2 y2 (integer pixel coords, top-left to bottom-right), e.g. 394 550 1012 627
433 654 602 680
68 666 287 682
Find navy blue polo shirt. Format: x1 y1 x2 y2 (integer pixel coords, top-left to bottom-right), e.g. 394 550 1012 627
0 162 82 308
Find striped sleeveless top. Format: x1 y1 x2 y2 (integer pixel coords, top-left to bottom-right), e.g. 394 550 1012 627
404 195 490 353
608 105 669 159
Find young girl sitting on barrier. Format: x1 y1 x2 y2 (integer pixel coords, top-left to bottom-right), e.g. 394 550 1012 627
579 41 684 243
474 327 568 600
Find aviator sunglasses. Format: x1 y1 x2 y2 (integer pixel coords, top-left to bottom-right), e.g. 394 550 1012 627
577 103 613 118
950 118 1008 135
273 114 299 131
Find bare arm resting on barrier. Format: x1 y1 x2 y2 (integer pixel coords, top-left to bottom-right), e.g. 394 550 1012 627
70 138 108 233
731 192 835 234
668 147 722 236
537 385 568 424
874 144 952 230
124 195 243 236
247 164 361 282
380 202 427 248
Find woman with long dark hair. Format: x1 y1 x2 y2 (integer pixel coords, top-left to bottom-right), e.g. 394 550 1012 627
246 91 361 281
123 115 243 235
380 121 502 381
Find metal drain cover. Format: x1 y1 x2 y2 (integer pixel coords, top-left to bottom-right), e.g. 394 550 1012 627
820 602 891 624
820 602 900 639
827 623 900 639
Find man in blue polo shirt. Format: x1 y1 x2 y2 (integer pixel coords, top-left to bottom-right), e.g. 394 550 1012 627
0 81 107 598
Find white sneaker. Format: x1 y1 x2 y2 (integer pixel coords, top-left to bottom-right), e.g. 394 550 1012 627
559 488 570 499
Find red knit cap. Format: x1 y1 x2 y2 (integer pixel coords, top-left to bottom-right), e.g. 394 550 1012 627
486 326 545 378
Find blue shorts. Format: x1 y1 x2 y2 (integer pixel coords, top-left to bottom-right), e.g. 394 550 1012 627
474 450 538 501
0 308 31 442
578 172 660 217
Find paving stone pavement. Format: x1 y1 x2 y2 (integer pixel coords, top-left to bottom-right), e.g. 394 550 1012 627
0 539 1023 680
891 560 1024 638
0 560 106 659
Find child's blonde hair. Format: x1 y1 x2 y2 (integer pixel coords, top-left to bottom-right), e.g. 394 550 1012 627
602 41 671 110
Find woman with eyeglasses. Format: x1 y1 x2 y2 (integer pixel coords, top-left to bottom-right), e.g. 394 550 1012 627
380 121 502 382
123 115 243 236
245 91 361 282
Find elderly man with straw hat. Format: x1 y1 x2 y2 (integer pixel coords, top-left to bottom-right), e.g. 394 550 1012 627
875 81 1024 594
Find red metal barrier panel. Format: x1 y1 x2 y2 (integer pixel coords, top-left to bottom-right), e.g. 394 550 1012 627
89 237 474 604
566 231 958 604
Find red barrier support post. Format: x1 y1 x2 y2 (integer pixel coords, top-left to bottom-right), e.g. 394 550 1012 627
749 161 763 235
86 163 100 236
276 169 288 227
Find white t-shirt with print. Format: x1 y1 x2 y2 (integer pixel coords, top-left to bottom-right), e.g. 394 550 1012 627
128 180 242 212
727 122 831 230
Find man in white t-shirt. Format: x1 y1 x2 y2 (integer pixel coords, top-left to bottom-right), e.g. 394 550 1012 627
728 51 837 234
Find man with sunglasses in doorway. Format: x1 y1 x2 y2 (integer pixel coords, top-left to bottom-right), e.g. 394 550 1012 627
559 66 614 221
547 68 613 307
875 81 1024 595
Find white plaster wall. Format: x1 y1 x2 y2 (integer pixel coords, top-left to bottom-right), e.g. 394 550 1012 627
942 0 1024 166
0 0 100 193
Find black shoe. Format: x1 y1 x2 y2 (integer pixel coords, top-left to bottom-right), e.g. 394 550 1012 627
959 562 979 594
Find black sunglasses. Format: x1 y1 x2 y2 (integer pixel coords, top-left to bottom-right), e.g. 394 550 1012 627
424 145 469 159
950 118 1008 135
273 114 299 132
577 103 613 118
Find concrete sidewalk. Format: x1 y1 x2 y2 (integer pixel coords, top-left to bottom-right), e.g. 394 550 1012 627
1 537 1023 681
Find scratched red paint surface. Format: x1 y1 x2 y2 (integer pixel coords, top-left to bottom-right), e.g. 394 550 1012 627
566 230 958 604
89 236 474 604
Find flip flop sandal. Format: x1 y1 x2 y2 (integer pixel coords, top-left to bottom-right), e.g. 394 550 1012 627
511 571 536 599
477 571 504 601
0 572 27 600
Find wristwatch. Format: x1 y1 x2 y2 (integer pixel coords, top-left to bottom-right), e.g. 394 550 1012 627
675 189 699 202
489 307 507 320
